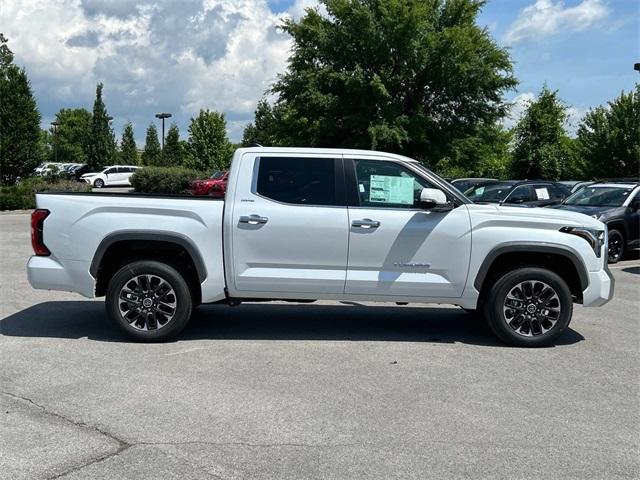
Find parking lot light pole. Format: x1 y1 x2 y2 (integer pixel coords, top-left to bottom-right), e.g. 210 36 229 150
50 121 60 164
155 113 172 159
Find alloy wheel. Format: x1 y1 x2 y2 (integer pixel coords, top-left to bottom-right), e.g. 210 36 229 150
118 274 177 331
502 280 561 337
608 233 623 263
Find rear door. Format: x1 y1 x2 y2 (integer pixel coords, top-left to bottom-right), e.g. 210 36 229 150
344 157 471 298
103 167 118 185
230 154 349 295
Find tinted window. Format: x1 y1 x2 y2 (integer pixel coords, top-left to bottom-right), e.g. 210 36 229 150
548 184 567 199
104 167 117 174
465 182 514 202
506 185 533 203
256 157 336 206
564 186 633 207
353 159 435 208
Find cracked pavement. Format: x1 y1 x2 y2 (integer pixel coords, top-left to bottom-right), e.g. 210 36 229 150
1 212 639 479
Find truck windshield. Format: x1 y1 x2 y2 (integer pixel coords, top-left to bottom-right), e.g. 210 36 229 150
563 186 632 207
465 183 514 202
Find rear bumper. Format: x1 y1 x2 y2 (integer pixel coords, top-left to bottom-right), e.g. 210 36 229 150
27 256 95 298
582 265 615 307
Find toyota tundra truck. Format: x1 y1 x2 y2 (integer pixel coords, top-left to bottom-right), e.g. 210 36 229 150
27 147 614 346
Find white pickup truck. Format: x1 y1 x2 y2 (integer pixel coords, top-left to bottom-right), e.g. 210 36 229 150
28 147 614 346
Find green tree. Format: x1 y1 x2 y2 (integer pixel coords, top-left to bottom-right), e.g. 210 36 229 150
141 123 161 166
88 83 116 169
436 122 513 179
511 85 576 180
119 122 138 165
162 123 183 166
49 108 92 165
269 0 516 166
185 109 233 171
242 98 287 146
0 34 43 184
577 85 640 179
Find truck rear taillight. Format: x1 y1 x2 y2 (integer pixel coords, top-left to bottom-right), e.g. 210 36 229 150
31 209 50 256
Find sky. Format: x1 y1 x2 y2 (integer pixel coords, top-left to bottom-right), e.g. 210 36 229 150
1 0 638 144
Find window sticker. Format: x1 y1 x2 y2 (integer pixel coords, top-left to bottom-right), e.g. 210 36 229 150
535 188 550 200
369 175 414 204
359 183 365 193
475 186 485 195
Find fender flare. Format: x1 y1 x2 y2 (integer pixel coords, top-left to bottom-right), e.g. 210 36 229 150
89 230 207 282
473 242 589 292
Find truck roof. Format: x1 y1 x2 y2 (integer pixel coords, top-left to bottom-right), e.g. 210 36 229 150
235 147 420 163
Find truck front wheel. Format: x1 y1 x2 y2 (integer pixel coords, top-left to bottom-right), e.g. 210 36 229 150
484 267 573 347
106 260 193 342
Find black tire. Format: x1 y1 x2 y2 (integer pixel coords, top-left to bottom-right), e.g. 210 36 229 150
483 267 573 347
106 260 193 342
607 229 624 264
93 178 104 188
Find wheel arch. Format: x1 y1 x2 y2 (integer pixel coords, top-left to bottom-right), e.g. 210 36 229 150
605 221 627 239
91 231 207 302
474 243 589 303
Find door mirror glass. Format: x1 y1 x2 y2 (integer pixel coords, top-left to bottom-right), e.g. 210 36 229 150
419 188 449 210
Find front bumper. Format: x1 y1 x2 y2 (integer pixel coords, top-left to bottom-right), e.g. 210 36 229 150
582 264 615 307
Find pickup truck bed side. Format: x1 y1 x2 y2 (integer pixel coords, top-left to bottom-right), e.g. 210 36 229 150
28 193 227 302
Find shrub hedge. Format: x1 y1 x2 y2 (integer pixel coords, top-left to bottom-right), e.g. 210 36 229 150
0 177 91 211
130 166 205 194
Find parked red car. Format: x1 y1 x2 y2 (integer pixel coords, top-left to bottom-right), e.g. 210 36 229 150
189 171 229 197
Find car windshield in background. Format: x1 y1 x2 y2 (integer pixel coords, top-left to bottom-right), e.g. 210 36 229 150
563 186 632 207
210 171 225 179
465 182 513 202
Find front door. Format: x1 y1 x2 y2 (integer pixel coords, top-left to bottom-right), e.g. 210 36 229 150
231 154 349 295
344 157 471 298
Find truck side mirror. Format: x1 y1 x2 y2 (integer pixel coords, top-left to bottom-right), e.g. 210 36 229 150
419 188 451 211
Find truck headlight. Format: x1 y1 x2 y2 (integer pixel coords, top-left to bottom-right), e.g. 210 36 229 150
560 227 605 258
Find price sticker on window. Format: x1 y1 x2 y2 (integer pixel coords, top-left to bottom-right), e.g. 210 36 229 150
369 175 414 204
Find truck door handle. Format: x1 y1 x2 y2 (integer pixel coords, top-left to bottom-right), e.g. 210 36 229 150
352 218 380 229
239 214 269 225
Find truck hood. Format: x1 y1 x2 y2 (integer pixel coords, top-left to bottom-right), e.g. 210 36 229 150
467 203 604 230
550 204 615 218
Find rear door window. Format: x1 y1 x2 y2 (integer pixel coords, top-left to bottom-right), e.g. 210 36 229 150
256 157 337 206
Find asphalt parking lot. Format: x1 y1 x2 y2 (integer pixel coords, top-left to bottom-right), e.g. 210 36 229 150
1 211 638 480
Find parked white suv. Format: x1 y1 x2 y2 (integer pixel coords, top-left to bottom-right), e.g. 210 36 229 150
28 148 614 346
81 165 140 188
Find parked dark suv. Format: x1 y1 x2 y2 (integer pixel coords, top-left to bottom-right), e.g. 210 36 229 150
464 180 571 208
553 181 640 263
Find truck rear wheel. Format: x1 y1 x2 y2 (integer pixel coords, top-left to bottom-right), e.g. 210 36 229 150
484 267 573 347
106 260 193 342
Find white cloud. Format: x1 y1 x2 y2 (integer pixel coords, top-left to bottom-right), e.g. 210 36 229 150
0 0 310 142
288 0 324 20
503 91 536 128
504 0 610 44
